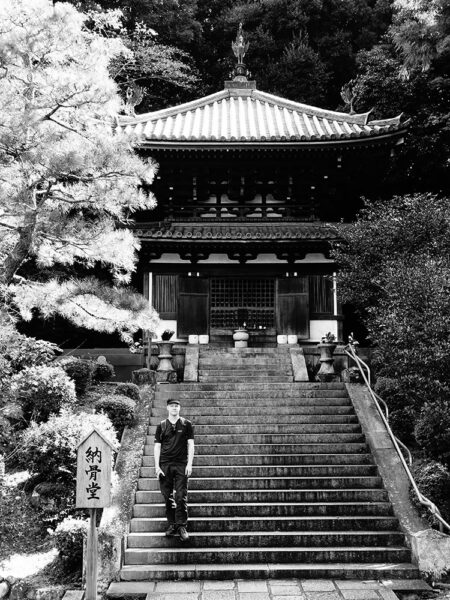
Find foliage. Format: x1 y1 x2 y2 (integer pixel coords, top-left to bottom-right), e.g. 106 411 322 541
0 483 50 559
0 0 159 342
114 382 141 402
348 1 450 192
270 34 330 105
58 357 94 397
410 459 450 527
92 360 115 382
321 332 336 344
333 194 450 313
54 517 88 566
94 394 136 437
110 21 200 113
0 414 16 456
18 409 118 483
10 366 77 423
374 376 418 443
161 329 175 341
0 320 60 385
334 194 450 445
415 399 450 467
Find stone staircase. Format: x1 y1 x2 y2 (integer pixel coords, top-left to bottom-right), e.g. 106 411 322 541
119 347 419 581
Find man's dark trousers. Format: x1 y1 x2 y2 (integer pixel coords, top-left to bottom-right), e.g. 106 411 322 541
159 461 188 527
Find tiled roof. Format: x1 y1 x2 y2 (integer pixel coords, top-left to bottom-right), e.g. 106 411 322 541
119 86 404 146
135 222 340 241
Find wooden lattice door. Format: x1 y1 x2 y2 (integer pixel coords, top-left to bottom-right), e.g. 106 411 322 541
210 278 275 330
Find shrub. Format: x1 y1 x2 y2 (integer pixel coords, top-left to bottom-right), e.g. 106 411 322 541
0 484 50 557
11 365 76 423
18 408 118 483
415 399 450 467
410 459 450 527
54 517 88 566
59 357 94 396
114 382 140 402
374 377 418 443
0 324 60 379
94 394 136 437
0 414 15 455
8 337 60 373
92 361 115 382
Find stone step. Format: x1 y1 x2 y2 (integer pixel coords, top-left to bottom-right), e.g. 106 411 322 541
156 387 348 396
154 394 352 403
138 476 382 491
118 563 420 581
123 546 412 565
139 464 378 479
132 501 394 518
199 345 290 356
129 515 400 533
148 414 359 425
198 362 291 367
147 433 365 446
159 382 346 390
198 376 293 383
150 406 355 417
155 393 350 402
141 453 375 467
135 489 389 504
126 530 405 549
148 431 364 444
144 442 369 456
198 364 292 377
147 424 361 436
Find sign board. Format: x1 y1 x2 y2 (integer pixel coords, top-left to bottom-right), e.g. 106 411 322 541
76 428 114 509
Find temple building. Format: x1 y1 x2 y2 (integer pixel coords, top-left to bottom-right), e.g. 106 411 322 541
120 28 406 346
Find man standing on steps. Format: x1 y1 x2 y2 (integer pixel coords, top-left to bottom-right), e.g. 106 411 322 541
154 398 195 542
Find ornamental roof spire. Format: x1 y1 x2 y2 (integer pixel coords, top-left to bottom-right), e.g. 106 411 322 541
225 23 256 90
232 23 249 67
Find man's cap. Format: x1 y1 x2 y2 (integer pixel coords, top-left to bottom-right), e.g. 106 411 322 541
167 398 181 406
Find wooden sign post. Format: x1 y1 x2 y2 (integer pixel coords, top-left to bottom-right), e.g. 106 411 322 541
76 428 114 600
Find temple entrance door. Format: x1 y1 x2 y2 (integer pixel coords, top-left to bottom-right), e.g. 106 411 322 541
276 277 310 339
178 276 209 336
209 277 276 346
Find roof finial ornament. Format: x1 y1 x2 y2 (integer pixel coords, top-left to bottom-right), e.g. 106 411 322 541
224 23 256 89
232 23 249 65
231 23 250 81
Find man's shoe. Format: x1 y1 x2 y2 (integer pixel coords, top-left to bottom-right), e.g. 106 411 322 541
178 526 189 542
165 524 177 537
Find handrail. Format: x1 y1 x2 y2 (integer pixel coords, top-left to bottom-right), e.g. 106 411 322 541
344 342 450 535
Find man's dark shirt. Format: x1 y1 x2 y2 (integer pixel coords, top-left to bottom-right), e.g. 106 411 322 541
154 418 194 463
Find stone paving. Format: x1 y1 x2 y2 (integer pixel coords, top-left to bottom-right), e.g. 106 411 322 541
110 578 425 600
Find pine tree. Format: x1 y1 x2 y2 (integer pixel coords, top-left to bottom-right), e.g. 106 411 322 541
0 0 160 342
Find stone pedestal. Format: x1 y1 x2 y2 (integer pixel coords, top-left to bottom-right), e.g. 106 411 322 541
155 370 177 383
316 343 337 382
157 342 174 372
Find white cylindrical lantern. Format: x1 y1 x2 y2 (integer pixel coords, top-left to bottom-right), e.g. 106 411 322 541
199 335 209 344
277 334 288 345
287 335 298 344
188 335 199 344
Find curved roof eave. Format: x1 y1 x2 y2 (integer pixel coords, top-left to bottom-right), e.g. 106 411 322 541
133 129 407 150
